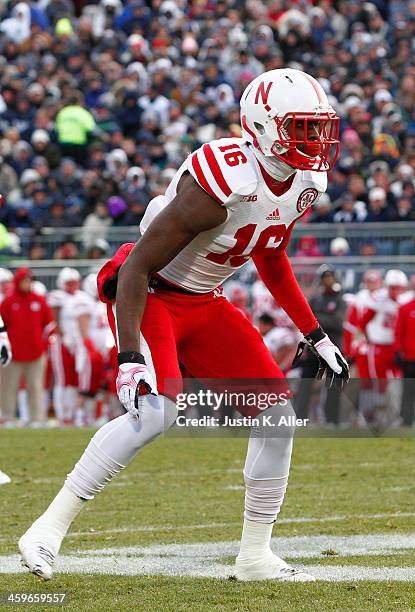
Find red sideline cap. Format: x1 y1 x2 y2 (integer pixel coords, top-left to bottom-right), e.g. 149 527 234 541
97 242 135 304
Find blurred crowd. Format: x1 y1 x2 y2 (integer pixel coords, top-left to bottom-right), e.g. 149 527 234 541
1 262 415 429
0 0 413 259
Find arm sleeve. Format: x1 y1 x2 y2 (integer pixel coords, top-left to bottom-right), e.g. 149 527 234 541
253 249 318 336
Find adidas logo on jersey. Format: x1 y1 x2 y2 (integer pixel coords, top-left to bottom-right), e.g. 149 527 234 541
266 208 280 220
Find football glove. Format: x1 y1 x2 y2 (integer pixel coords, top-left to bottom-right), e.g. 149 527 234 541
293 325 349 389
116 351 158 418
0 331 11 366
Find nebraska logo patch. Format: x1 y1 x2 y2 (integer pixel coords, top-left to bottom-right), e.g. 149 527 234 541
297 188 318 212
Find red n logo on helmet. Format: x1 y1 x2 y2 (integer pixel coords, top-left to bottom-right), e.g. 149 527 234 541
254 81 272 105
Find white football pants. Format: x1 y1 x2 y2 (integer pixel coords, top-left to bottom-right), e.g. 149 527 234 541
65 396 293 523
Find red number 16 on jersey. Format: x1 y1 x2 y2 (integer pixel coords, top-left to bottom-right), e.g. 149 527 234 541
207 223 287 267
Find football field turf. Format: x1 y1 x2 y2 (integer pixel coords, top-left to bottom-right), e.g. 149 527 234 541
0 429 414 611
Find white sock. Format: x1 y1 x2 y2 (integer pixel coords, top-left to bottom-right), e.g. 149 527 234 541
237 518 274 561
33 485 85 539
238 402 294 562
63 387 78 421
18 390 30 424
53 386 64 421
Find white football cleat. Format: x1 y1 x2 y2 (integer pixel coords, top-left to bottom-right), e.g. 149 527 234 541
18 521 63 581
235 551 316 582
0 470 11 485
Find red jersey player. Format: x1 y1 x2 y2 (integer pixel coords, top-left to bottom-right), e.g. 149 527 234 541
19 69 349 582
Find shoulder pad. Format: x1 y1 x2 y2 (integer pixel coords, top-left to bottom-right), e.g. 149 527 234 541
301 170 328 194
187 138 258 205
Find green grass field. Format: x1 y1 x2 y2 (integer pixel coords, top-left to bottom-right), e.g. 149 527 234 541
0 429 414 611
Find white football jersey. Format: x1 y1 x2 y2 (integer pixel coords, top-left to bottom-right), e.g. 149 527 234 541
264 327 300 354
353 288 376 316
59 290 94 349
140 138 327 293
89 299 110 354
47 289 67 309
365 288 398 345
251 279 277 318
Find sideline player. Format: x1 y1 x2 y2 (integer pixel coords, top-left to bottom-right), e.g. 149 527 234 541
81 273 110 424
0 302 13 482
19 69 349 582
359 269 407 419
343 270 383 423
0 268 12 426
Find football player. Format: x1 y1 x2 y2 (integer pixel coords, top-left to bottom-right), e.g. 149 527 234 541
0 303 13 482
260 314 300 373
19 69 349 582
359 269 408 418
81 273 110 424
48 274 74 423
0 268 13 426
50 268 96 425
343 270 383 422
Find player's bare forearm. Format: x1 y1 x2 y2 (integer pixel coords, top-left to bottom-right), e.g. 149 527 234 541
116 173 227 353
115 263 148 353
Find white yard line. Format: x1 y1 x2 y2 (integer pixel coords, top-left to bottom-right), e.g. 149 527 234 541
23 461 413 486
2 533 415 580
67 523 242 538
1 511 413 544
71 532 415 558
